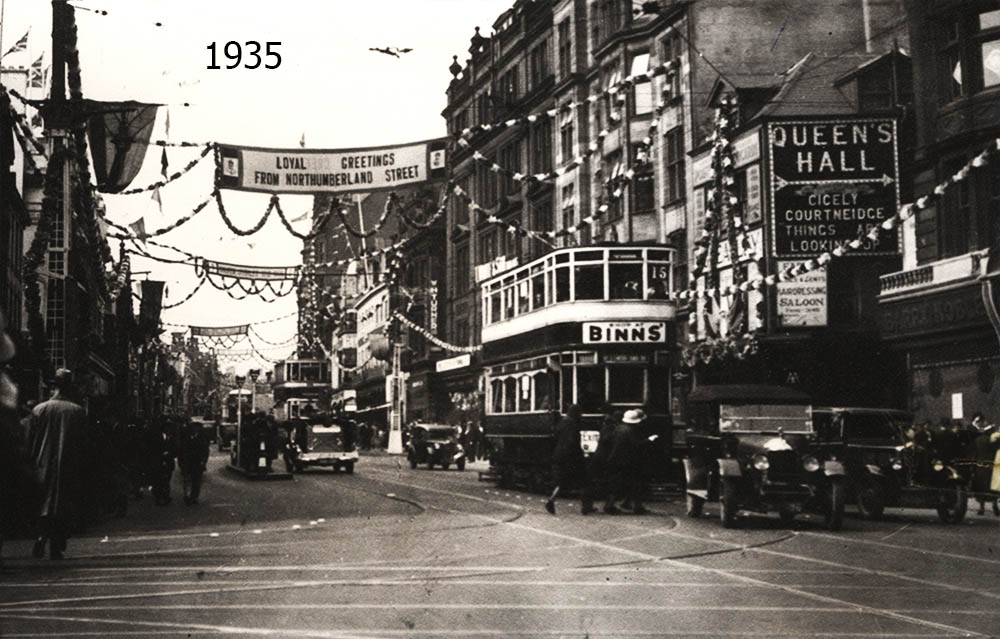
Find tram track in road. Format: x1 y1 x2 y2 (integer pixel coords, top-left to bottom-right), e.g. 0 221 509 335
351 462 996 637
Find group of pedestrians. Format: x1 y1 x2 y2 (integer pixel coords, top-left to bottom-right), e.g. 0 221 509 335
545 405 656 516
0 366 212 561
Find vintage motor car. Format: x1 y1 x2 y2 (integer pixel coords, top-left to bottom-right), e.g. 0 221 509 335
283 417 359 474
684 385 846 530
189 416 218 444
406 423 466 470
812 407 969 523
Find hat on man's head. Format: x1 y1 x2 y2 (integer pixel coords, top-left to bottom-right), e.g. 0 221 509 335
50 368 74 391
622 409 647 424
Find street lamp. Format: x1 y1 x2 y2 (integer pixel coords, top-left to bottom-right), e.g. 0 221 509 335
234 374 246 467
248 368 260 415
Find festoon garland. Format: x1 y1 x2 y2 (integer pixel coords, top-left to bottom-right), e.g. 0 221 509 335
393 311 482 354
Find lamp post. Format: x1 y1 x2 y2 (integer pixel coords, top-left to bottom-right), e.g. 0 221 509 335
248 368 260 415
234 374 246 466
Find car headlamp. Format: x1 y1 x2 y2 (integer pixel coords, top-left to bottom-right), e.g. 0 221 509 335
752 454 769 471
932 459 944 472
801 455 820 472
433 443 441 450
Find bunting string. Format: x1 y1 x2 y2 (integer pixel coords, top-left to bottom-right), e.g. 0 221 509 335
103 194 212 239
393 311 481 353
116 144 212 195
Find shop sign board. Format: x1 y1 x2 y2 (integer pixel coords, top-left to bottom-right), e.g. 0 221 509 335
436 353 471 373
767 118 899 257
217 138 447 194
582 321 667 343
776 262 828 327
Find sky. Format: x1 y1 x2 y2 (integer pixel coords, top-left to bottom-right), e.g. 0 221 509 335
0 0 512 373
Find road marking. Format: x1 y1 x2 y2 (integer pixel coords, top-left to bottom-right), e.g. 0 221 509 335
802 529 1000 566
0 580 767 589
880 522 912 541
358 469 992 637
2 604 864 612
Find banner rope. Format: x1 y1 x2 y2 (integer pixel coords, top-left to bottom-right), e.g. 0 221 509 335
116 145 213 195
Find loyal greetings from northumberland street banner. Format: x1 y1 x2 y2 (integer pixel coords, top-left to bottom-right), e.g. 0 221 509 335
216 138 448 194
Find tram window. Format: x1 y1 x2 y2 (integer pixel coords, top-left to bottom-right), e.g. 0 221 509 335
556 266 570 302
609 263 643 299
648 367 670 412
577 366 606 413
608 366 644 404
518 280 531 314
534 371 552 411
490 291 501 324
491 379 503 413
575 264 604 300
518 375 532 412
562 367 573 411
504 287 515 319
647 263 671 299
532 273 545 309
504 377 518 412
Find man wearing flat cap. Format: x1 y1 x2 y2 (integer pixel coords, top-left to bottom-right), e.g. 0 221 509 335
28 368 87 560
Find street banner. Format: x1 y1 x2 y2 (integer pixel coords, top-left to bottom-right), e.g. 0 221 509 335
191 324 249 337
216 138 448 194
200 259 298 281
767 118 899 257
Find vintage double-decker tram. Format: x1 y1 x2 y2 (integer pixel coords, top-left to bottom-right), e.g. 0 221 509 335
480 244 678 490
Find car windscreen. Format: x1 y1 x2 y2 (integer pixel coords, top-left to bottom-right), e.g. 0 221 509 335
843 413 904 443
425 428 456 440
720 404 813 433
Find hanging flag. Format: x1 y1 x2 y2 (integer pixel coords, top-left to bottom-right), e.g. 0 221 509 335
160 147 168 178
138 280 166 330
85 100 159 193
3 30 29 57
164 107 171 137
28 54 45 87
150 186 163 212
128 217 147 237
299 132 306 148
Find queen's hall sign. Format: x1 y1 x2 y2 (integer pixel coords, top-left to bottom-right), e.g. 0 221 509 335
767 118 900 257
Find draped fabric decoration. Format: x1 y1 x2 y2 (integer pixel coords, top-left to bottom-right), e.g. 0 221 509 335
138 280 166 333
85 99 159 193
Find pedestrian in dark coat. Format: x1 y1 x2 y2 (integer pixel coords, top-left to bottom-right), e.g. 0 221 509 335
544 405 593 515
604 409 649 515
151 418 178 506
177 420 210 505
27 369 87 559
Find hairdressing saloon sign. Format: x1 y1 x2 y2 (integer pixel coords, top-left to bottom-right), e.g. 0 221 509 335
767 118 899 258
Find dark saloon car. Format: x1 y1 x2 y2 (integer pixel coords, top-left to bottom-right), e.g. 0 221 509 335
406 424 466 470
684 385 846 530
813 407 968 523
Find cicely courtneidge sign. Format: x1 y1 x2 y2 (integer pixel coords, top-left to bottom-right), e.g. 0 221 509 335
767 118 900 257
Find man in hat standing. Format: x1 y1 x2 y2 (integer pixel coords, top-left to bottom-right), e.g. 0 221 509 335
604 409 649 515
28 368 87 559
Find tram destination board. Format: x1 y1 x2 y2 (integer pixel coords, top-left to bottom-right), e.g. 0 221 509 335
767 118 900 258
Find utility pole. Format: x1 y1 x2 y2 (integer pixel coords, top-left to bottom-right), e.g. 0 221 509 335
234 374 245 466
248 368 260 414
386 247 404 454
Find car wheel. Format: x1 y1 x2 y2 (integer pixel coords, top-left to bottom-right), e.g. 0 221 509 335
778 507 796 525
936 484 968 524
427 461 435 470
344 462 355 475
826 479 845 531
442 462 450 470
456 459 466 471
857 480 885 520
685 493 704 518
720 478 739 528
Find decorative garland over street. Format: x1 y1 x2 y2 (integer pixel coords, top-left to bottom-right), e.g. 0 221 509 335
393 311 481 353
116 144 212 195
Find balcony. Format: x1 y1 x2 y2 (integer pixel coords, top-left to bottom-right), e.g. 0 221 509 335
480 245 676 344
879 249 989 299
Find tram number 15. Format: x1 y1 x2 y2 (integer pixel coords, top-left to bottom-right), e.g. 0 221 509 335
207 41 282 69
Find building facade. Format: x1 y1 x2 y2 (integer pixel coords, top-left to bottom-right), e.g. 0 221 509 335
878 2 1000 423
